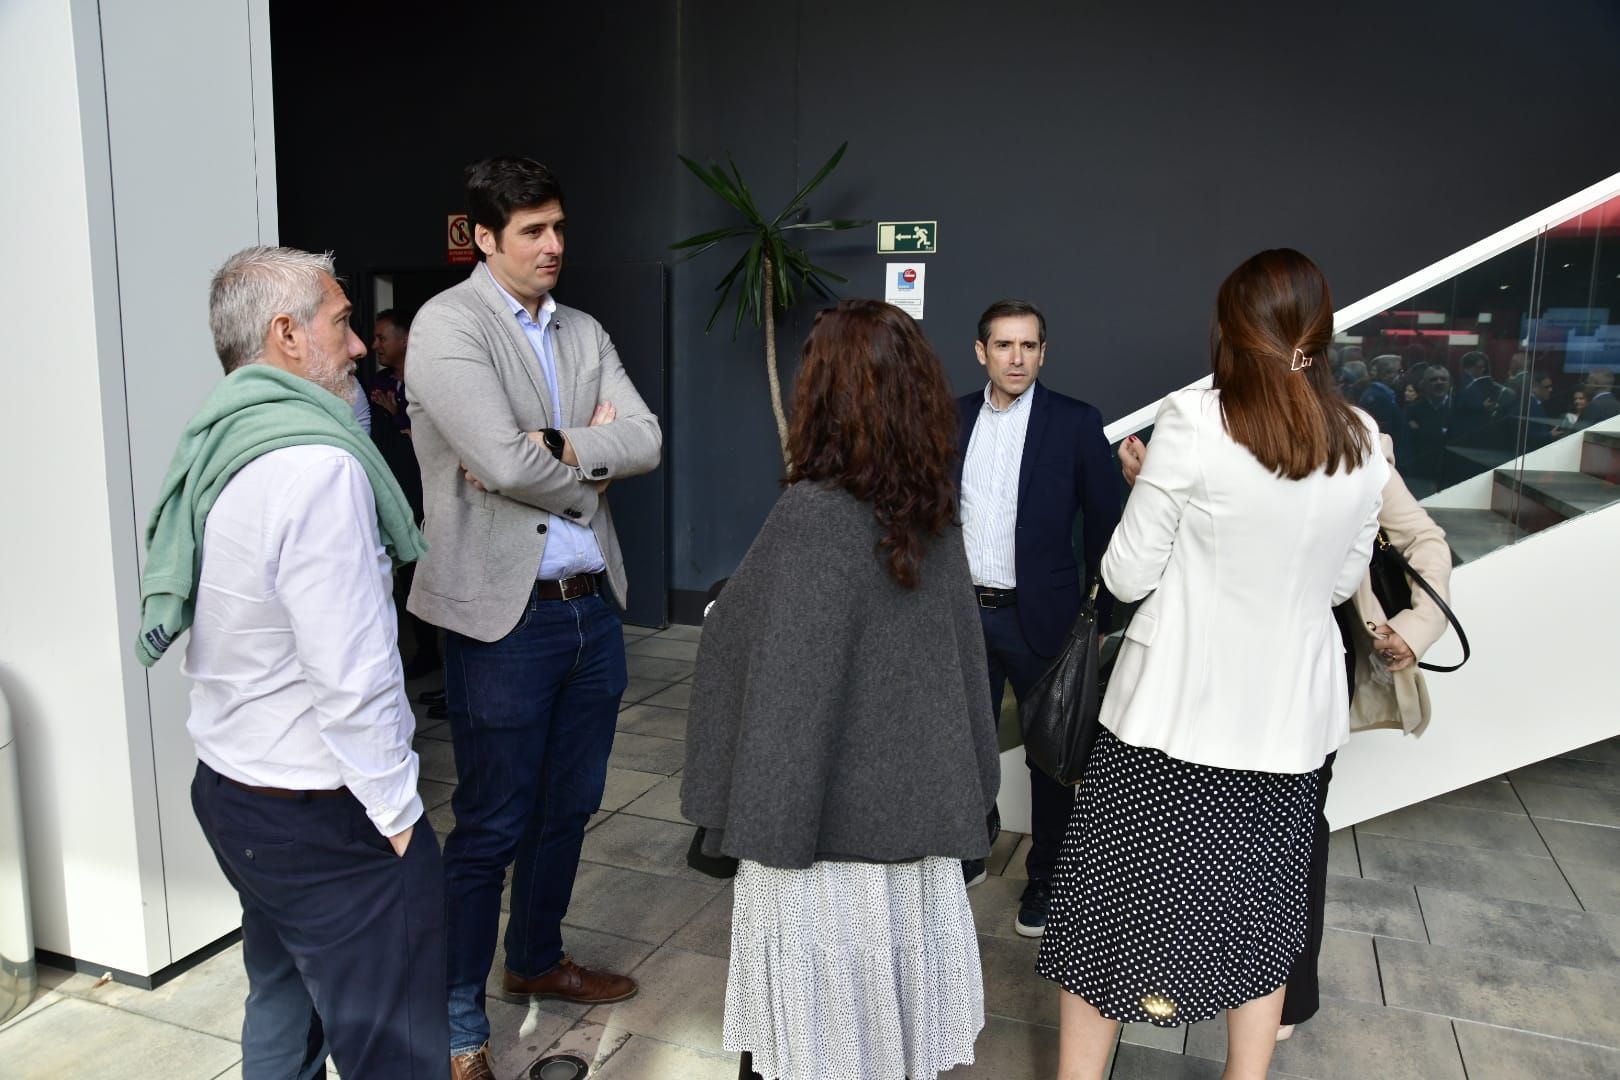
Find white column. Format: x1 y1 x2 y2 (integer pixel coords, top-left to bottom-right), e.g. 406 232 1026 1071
0 0 276 978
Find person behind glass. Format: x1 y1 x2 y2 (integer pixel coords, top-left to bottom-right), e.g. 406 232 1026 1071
1336 358 1369 405
1121 427 1453 1044
1577 370 1619 426
1452 351 1500 441
1359 353 1406 454
1551 387 1590 439
683 300 1001 1080
406 157 663 1079
1036 249 1387 1080
1404 364 1452 490
954 298 1122 938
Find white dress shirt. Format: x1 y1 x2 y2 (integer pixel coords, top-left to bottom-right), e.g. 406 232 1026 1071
960 383 1034 588
1100 389 1388 774
184 444 423 837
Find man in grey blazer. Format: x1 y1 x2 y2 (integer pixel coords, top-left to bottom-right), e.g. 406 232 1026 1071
406 157 662 1080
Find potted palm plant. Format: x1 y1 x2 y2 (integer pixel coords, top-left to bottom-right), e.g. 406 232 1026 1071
672 142 867 463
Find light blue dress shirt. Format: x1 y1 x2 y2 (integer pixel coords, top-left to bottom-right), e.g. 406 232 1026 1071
485 265 607 580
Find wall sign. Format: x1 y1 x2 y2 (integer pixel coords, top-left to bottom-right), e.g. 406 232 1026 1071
884 262 926 320
447 213 475 265
877 220 937 254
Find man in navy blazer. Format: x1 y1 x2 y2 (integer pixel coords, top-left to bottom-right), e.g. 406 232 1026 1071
956 299 1122 937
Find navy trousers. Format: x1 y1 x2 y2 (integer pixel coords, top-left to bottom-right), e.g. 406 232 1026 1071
191 762 449 1080
979 603 1070 884
442 588 627 1055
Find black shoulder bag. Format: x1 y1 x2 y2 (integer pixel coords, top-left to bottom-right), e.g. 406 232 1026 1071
1020 585 1112 786
1368 529 1471 672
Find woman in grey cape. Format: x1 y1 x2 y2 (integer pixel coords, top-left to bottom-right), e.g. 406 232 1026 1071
681 299 1002 1080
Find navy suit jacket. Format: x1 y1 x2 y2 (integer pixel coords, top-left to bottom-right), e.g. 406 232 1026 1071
957 381 1123 659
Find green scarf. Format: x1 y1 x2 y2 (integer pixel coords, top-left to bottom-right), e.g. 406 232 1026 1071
135 364 427 667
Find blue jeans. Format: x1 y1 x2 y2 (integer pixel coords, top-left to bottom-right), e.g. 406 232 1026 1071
443 588 627 1055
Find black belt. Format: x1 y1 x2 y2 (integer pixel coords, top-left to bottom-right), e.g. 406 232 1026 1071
222 775 348 800
535 573 601 601
975 586 1017 609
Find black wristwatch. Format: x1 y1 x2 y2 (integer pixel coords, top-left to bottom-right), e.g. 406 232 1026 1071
540 428 565 461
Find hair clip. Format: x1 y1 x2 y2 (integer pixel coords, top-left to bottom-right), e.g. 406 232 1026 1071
1291 348 1313 371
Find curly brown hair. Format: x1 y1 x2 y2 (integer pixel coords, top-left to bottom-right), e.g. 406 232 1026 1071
786 299 960 588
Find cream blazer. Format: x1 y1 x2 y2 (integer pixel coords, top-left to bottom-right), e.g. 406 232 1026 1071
1100 389 1388 774
1346 437 1453 736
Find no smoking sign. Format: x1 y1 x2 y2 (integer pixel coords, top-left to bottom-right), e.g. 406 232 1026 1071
447 213 475 265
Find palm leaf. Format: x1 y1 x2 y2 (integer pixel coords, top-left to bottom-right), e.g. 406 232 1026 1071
704 255 748 333
670 224 750 251
781 218 869 232
727 157 765 222
678 155 754 219
771 142 849 228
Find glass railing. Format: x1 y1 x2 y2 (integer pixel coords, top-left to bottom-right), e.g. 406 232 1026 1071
1337 189 1620 564
1106 176 1620 569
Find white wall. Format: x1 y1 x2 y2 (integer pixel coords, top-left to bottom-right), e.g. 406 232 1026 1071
0 0 275 977
1327 500 1620 827
98 0 279 962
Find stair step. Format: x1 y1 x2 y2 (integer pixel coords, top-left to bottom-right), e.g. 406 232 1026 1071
1493 468 1620 520
1584 431 1620 484
1427 508 1525 565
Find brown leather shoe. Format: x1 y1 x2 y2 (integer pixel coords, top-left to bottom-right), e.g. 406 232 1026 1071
450 1042 494 1080
501 955 638 1004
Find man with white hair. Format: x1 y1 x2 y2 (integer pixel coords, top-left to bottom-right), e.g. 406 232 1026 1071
136 246 446 1078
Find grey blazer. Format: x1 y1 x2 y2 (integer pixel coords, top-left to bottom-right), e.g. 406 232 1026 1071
405 265 662 642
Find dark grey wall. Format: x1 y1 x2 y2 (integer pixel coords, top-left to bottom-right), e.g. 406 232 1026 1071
273 0 1620 617
272 0 678 623
668 0 1620 604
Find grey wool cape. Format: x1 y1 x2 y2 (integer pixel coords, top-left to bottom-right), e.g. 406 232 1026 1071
681 481 1001 869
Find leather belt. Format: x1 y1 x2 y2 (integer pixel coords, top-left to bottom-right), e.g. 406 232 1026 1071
222 775 348 800
976 586 1017 609
535 573 601 601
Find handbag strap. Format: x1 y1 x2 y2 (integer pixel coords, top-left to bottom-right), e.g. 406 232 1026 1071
1377 533 1471 672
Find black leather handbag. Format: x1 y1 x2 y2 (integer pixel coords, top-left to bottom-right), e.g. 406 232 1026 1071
1021 585 1110 786
1367 529 1471 672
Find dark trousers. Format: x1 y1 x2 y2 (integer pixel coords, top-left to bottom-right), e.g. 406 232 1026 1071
442 589 627 1055
1285 602 1358 1025
979 604 1069 884
191 762 449 1080
397 562 440 666
1281 750 1336 1026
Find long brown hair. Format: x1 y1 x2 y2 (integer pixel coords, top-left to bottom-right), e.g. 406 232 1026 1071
786 300 959 588
1212 249 1372 478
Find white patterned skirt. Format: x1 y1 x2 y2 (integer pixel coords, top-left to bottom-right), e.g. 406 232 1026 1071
724 855 984 1080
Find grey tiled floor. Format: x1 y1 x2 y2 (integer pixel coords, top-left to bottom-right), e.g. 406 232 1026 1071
5 623 1619 1078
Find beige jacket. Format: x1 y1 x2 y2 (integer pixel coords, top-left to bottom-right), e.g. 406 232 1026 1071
1347 437 1452 735
406 266 662 642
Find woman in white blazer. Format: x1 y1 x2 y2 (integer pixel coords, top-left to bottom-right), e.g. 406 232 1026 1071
1118 429 1454 1043
1035 249 1388 1080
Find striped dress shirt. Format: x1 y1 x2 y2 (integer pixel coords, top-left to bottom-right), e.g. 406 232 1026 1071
960 382 1034 588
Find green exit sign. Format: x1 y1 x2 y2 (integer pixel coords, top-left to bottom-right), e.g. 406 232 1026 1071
877 220 937 254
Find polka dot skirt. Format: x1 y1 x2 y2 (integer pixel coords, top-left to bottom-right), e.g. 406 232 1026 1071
724 856 984 1079
1036 730 1320 1027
